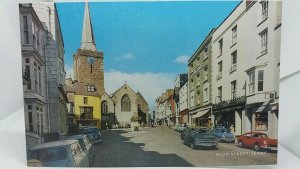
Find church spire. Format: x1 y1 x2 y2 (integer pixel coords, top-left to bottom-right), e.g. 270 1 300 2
81 1 96 51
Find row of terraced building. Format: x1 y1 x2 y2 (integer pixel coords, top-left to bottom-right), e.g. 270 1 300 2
155 0 281 138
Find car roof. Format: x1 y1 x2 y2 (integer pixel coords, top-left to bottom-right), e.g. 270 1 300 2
30 140 78 150
244 132 267 135
62 135 87 140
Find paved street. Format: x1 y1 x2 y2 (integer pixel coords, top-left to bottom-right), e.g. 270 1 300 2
91 127 277 167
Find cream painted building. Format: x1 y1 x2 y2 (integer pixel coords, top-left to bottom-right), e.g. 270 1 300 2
179 81 189 124
211 0 281 137
32 3 68 135
20 3 67 148
155 89 175 125
20 4 48 149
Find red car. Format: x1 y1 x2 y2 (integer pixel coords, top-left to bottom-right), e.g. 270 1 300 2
237 132 278 152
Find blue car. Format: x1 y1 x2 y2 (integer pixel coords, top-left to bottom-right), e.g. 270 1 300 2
211 128 235 143
80 127 103 144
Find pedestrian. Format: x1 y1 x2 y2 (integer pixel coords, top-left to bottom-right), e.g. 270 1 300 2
230 124 235 133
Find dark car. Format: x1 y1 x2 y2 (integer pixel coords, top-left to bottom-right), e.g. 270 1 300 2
182 127 217 149
80 127 103 144
211 128 235 143
237 132 278 152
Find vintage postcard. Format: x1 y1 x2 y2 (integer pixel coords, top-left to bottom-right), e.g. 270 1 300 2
20 0 281 167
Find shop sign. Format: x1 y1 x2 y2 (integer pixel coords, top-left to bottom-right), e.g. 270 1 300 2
213 96 246 113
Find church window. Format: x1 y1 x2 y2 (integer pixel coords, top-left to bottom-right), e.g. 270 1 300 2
101 101 108 114
121 94 131 112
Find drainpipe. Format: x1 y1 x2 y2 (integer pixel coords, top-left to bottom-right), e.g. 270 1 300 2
45 6 52 133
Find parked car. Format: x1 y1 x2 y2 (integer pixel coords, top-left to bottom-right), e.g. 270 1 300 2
211 128 235 143
80 127 103 144
182 127 217 149
174 124 186 132
62 135 95 163
237 132 278 152
28 140 89 167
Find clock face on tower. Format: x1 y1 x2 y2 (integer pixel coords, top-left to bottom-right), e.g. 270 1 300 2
87 56 95 64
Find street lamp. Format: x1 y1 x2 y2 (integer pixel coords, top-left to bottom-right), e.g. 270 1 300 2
113 101 116 124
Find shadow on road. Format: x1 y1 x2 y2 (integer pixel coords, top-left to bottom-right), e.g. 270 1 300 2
92 129 193 167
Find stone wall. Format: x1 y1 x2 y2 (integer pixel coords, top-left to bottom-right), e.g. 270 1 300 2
73 49 104 96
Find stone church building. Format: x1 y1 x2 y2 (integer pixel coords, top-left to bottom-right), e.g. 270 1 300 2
101 84 149 126
65 2 148 128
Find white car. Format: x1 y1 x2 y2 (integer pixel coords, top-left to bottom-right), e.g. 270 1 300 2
28 140 89 167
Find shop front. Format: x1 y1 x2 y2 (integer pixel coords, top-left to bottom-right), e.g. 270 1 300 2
213 96 246 135
248 99 278 139
189 106 212 127
179 109 189 124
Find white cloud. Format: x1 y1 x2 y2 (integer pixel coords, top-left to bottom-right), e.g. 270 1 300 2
123 53 135 60
115 52 135 61
174 55 189 64
105 70 176 111
65 65 74 79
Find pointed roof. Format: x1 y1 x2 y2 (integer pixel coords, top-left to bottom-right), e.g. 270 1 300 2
81 1 96 51
109 84 136 98
136 91 148 105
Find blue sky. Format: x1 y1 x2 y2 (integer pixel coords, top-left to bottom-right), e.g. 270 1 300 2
56 1 240 110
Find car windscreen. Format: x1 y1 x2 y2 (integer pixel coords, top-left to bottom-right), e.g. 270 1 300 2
30 147 67 163
215 129 230 133
253 134 268 138
195 129 209 133
85 128 99 134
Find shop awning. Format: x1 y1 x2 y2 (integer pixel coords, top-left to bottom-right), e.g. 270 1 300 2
256 100 271 113
191 109 210 119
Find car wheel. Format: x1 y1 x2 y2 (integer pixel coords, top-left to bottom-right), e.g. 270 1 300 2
190 142 195 149
238 141 243 148
253 143 260 151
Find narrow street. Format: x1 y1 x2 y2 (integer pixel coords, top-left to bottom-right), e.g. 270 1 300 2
91 127 277 167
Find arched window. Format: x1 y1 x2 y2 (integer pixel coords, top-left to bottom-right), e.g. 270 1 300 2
101 101 108 114
121 94 131 112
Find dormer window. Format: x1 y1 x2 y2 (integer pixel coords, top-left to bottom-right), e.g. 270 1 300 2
87 85 95 92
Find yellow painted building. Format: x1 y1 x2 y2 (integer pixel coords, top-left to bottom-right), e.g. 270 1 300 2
65 81 102 128
74 94 101 128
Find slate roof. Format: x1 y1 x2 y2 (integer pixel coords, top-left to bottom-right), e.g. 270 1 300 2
65 82 100 97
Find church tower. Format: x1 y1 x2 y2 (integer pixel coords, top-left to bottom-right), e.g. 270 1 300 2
73 1 104 96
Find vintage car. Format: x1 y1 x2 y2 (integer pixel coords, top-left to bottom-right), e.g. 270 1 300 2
28 140 89 167
182 127 217 149
62 135 95 163
211 128 235 143
237 132 278 152
174 124 186 132
80 126 103 144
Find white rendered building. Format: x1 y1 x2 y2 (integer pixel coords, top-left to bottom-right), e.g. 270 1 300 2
211 0 281 138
